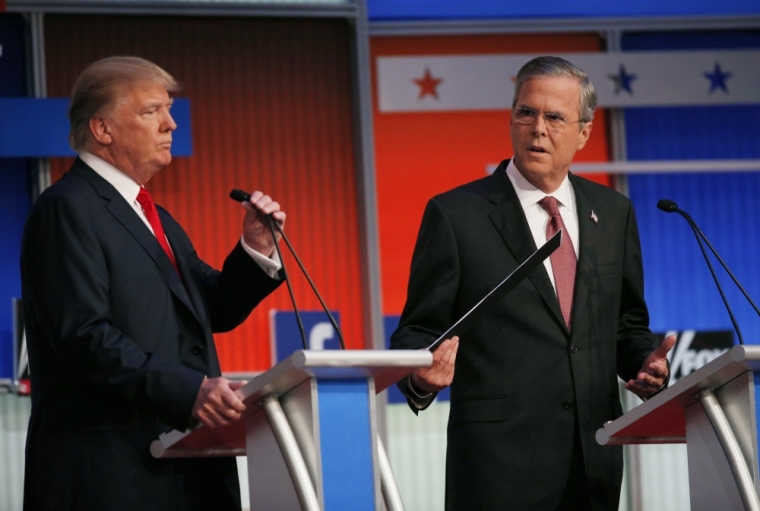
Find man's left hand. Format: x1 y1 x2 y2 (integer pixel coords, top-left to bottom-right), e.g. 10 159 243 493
625 334 676 399
242 191 286 256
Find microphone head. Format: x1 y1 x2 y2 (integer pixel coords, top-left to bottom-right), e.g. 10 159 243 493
657 199 679 213
230 189 251 203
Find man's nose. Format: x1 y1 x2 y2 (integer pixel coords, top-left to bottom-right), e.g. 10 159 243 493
531 114 548 136
162 110 177 132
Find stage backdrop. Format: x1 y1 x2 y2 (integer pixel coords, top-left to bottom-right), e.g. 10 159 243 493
0 13 29 381
44 15 368 372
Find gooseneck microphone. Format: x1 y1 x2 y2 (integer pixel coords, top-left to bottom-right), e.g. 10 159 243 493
657 199 760 345
230 189 346 351
231 190 307 349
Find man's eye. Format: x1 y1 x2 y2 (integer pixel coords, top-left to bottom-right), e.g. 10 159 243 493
518 109 537 117
545 114 565 123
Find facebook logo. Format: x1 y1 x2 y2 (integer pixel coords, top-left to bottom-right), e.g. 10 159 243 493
271 310 341 364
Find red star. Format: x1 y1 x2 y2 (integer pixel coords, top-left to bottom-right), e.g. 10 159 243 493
413 68 443 99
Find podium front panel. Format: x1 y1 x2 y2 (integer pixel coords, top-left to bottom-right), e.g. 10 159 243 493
245 406 304 510
317 379 378 510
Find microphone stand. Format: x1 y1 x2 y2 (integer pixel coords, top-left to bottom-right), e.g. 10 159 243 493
231 189 346 350
657 199 755 345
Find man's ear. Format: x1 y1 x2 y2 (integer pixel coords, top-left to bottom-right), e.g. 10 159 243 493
576 121 593 152
88 116 112 145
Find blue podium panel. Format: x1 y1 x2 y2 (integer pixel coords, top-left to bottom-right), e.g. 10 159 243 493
0 98 193 157
317 379 375 510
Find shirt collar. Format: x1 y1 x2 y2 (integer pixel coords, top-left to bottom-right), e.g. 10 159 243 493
505 159 575 213
80 151 142 204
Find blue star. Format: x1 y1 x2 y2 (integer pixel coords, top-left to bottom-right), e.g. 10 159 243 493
704 62 731 93
608 65 637 95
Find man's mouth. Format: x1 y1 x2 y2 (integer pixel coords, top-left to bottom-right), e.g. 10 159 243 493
528 146 547 153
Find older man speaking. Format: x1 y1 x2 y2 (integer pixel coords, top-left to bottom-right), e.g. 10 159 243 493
391 56 675 510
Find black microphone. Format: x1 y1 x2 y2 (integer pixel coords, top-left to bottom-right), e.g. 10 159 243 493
230 189 346 351
229 189 251 203
657 199 760 345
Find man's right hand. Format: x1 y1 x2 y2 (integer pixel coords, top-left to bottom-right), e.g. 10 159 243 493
191 377 247 428
411 336 459 393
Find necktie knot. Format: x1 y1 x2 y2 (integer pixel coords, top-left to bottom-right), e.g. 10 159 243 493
136 186 155 213
539 196 561 217
136 187 179 273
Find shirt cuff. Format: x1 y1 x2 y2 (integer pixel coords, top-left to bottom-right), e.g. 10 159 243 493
404 375 436 411
240 236 282 279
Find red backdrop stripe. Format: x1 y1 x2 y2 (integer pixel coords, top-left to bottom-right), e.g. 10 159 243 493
45 15 367 371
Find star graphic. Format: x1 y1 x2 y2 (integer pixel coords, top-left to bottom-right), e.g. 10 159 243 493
608 65 637 95
704 62 732 94
413 68 443 99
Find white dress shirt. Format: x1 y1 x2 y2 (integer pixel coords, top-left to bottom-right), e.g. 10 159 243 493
505 159 579 293
80 151 281 278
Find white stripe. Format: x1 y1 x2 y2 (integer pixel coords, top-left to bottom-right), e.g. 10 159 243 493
377 51 760 112
486 160 760 175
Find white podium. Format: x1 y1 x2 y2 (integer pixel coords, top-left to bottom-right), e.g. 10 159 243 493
597 345 760 511
151 350 432 511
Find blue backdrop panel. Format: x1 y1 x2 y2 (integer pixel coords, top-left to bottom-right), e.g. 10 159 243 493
272 311 341 363
0 14 29 380
0 160 29 380
623 30 760 342
0 98 193 157
317 379 375 510
368 0 760 21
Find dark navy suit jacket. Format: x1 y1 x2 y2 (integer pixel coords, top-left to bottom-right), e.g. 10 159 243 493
21 159 281 511
391 160 658 510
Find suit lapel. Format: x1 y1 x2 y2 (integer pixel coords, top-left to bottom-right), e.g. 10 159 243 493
487 162 566 329
70 161 203 326
569 174 598 336
160 212 210 330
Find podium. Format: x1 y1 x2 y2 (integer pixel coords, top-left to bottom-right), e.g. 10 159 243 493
596 345 760 511
151 350 432 511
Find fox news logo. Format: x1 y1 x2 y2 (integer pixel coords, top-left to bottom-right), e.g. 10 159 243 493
659 330 733 385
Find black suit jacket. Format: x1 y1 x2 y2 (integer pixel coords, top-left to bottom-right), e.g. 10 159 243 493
390 160 658 510
21 159 281 511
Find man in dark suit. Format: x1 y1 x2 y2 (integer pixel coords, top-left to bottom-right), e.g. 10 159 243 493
21 56 285 510
390 56 675 510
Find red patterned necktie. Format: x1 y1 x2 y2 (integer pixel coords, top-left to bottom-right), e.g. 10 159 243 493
538 196 577 330
136 187 178 272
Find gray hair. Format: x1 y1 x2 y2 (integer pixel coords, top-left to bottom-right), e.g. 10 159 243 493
512 56 597 123
68 56 179 152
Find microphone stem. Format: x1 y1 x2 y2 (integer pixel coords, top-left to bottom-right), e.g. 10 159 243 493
685 213 760 317
677 211 744 345
267 217 308 351
269 218 346 350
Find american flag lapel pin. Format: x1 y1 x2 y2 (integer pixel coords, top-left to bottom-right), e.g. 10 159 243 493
591 210 598 223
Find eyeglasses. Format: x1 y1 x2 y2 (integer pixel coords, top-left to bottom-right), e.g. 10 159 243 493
512 107 585 132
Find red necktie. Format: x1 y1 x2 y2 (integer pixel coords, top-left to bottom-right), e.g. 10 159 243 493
539 196 577 330
136 187 178 272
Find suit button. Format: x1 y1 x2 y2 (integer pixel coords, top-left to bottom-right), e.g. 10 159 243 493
563 399 574 409
191 345 203 356
570 344 579 354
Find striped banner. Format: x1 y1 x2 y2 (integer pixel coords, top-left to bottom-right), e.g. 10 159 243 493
376 50 760 112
